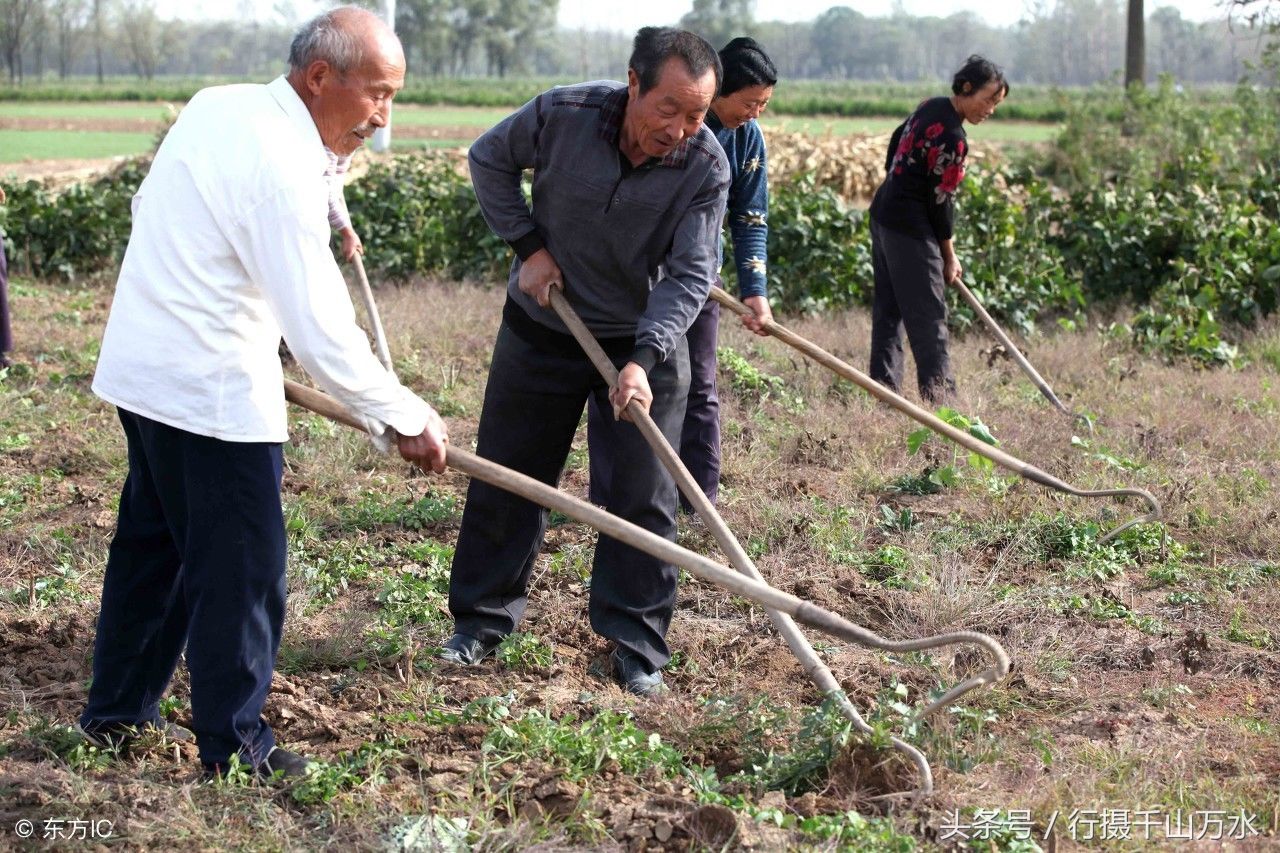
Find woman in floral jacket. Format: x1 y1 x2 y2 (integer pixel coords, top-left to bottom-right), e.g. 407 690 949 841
867 55 1008 402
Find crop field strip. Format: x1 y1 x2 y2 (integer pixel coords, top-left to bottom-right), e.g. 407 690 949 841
0 99 1055 166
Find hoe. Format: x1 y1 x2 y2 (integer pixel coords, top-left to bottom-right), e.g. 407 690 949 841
709 286 1160 544
285 274 1017 797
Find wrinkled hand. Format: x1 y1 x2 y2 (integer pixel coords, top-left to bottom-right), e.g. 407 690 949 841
943 254 963 286
340 227 364 261
609 362 653 423
396 407 449 474
518 248 563 308
741 295 773 336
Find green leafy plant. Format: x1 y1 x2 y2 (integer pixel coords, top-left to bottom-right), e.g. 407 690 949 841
906 407 999 489
495 632 553 670
482 709 684 781
716 346 803 412
376 562 451 630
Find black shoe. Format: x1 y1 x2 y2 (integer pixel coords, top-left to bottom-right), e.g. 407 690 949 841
611 651 666 697
256 746 311 779
77 719 194 752
438 632 499 666
204 746 312 782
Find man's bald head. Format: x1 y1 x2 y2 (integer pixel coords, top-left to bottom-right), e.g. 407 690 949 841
288 5 403 78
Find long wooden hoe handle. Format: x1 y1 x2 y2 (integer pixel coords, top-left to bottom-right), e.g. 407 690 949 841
548 287 1013 797
352 252 393 372
285 375 1010 798
708 286 1160 543
951 278 1094 434
283 379 999 667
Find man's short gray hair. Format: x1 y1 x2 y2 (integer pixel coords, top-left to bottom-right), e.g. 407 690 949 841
288 6 366 75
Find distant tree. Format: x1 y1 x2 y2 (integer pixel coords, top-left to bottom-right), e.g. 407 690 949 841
397 0 454 75
1125 0 1144 87
679 0 755 51
117 0 177 80
49 0 89 78
810 6 864 77
92 0 105 81
483 0 557 77
0 0 39 83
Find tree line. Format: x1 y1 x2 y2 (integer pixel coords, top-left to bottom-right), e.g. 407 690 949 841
0 0 1272 85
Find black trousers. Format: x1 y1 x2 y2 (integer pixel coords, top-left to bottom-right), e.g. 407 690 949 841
449 321 689 673
80 409 286 768
868 219 956 402
588 296 720 513
0 233 10 366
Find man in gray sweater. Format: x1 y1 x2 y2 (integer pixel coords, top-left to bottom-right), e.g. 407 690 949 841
442 27 729 696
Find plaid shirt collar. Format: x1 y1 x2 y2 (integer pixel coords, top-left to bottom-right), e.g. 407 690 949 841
596 85 692 169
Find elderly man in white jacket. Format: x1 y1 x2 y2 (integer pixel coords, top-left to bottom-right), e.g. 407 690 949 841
79 5 447 780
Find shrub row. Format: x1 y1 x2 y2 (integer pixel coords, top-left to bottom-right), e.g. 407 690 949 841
1 76 1093 121
2 78 1276 367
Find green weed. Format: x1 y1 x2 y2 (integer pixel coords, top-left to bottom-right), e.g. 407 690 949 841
483 709 683 782
906 407 999 489
495 632 553 671
716 346 804 412
342 489 459 532
1225 608 1275 650
376 563 451 629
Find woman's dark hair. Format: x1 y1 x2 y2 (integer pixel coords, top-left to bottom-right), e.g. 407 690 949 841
952 54 1009 98
630 27 722 95
719 37 777 97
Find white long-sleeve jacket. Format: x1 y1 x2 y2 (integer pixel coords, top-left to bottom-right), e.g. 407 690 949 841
94 76 430 446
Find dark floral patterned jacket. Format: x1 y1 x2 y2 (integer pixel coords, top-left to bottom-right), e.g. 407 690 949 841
869 96 968 243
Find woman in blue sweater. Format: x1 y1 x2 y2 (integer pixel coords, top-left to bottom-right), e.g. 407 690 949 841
868 55 1008 402
588 36 776 512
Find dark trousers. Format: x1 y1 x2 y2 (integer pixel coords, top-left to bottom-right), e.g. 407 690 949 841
589 297 720 513
80 409 286 769
449 322 689 673
868 219 956 402
0 234 10 366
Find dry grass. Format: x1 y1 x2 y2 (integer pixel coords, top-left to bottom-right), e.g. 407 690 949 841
1 276 1278 850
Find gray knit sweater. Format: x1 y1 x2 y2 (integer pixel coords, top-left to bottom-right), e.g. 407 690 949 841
468 81 730 371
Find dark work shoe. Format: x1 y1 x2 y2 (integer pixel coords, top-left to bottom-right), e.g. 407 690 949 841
77 719 194 752
439 632 499 666
204 746 313 782
611 651 667 697
257 746 312 779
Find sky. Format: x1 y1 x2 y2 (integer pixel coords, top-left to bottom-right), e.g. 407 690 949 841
555 0 1234 32
161 0 1237 29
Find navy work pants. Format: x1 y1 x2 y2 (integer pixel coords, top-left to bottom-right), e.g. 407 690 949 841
80 408 286 769
449 321 689 673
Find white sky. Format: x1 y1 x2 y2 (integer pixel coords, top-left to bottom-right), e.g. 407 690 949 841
161 0 1237 29
557 0 1233 32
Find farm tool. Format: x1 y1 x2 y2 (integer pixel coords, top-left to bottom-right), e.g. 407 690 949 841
950 277 1093 433
545 286 1010 797
708 285 1160 543
281 282 1012 798
351 252 393 371
285 376 1008 799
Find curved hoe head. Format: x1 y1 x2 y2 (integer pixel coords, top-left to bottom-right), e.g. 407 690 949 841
917 666 1007 719
1098 488 1162 544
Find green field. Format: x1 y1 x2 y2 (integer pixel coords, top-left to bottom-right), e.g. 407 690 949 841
762 115 1058 142
0 99 1056 164
0 129 155 163
0 101 177 120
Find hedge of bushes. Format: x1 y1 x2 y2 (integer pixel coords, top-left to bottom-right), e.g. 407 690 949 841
2 80 1277 368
